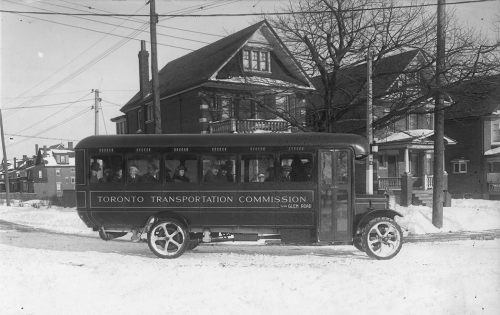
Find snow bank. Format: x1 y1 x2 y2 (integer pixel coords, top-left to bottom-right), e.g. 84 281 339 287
0 198 499 236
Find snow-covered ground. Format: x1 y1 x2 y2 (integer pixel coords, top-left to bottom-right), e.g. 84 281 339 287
1 198 499 236
0 199 499 315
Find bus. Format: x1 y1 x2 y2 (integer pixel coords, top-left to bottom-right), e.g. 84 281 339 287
75 133 403 260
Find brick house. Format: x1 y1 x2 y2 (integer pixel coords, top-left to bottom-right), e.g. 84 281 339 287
306 50 456 203
31 143 76 199
444 74 500 199
112 20 314 134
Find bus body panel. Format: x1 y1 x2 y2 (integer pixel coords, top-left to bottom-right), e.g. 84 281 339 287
75 133 370 243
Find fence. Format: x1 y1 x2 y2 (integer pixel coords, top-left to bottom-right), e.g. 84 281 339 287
0 192 37 201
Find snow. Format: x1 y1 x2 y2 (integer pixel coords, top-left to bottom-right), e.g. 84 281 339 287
1 198 499 237
1 199 499 315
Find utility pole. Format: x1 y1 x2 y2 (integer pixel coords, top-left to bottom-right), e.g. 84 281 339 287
0 108 11 206
366 50 374 194
149 0 162 134
94 89 100 135
432 0 446 228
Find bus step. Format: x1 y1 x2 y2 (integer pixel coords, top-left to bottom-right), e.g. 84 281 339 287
233 234 259 241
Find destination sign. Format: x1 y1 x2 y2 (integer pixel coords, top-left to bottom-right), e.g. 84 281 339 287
89 190 314 209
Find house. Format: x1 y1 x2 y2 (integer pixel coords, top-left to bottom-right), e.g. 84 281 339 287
444 74 500 199
31 143 76 199
113 20 314 134
306 50 456 204
0 155 36 194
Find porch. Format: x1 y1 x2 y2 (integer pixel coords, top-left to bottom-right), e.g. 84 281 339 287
209 119 290 134
378 174 434 190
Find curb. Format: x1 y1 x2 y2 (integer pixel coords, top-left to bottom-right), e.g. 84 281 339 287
404 230 500 243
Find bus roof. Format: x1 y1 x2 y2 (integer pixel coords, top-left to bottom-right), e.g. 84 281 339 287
75 133 369 157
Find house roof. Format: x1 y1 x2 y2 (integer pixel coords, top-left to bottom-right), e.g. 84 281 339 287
376 129 456 145
121 20 312 113
445 74 500 120
310 49 422 106
36 148 75 167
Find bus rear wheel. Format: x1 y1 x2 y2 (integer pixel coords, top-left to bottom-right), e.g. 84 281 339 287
147 219 189 259
361 217 403 260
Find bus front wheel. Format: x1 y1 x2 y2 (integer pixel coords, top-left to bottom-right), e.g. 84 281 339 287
147 219 190 259
361 217 403 260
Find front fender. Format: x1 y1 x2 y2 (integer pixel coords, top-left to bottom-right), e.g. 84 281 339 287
353 209 403 235
143 211 190 234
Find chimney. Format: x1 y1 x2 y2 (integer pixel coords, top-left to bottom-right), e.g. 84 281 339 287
23 155 27 161
43 145 47 158
138 40 150 100
13 158 17 169
35 144 39 155
68 142 73 149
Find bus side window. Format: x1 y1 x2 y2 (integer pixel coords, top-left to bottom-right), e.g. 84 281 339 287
240 154 274 183
165 153 198 183
202 154 236 183
280 153 314 182
127 154 160 183
89 155 123 184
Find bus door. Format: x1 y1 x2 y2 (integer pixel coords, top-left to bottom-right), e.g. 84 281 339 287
318 149 352 241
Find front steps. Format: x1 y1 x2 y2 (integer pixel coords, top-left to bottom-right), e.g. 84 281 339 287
412 190 433 207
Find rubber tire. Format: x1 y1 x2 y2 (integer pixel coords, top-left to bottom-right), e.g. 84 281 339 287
353 236 365 252
147 219 189 259
361 217 403 260
187 243 200 250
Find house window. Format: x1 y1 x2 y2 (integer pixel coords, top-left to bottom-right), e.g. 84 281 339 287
147 104 154 122
242 49 270 72
56 168 61 176
210 96 233 121
60 155 67 163
65 177 69 184
492 120 500 143
71 168 75 173
39 170 43 178
452 158 468 173
56 182 62 191
116 121 126 134
71 177 75 184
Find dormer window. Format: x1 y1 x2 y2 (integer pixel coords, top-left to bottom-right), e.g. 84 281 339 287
243 49 270 72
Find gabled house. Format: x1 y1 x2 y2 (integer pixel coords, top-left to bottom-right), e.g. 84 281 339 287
307 50 456 202
444 74 500 199
31 142 75 199
113 20 314 134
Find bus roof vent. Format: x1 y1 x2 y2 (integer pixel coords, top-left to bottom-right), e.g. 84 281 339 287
174 148 189 152
211 147 227 152
136 148 151 152
250 147 266 151
288 146 304 151
99 148 114 153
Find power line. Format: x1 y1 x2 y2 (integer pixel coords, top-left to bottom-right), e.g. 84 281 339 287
7 107 92 148
1 0 497 16
1 90 91 100
5 134 79 142
2 99 94 110
14 93 92 135
51 0 226 38
11 0 213 45
2 1 149 115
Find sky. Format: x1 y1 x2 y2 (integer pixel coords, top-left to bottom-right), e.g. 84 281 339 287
0 0 499 161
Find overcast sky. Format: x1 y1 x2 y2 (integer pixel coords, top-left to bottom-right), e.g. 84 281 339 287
1 0 499 160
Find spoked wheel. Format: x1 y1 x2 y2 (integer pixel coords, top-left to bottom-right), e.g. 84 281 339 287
361 217 403 260
147 219 189 259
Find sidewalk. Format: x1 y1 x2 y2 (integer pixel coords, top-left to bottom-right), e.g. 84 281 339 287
404 229 500 243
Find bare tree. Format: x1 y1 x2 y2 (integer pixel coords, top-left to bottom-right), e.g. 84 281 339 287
268 0 500 134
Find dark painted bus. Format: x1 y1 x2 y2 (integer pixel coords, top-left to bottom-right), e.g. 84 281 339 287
75 133 403 260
